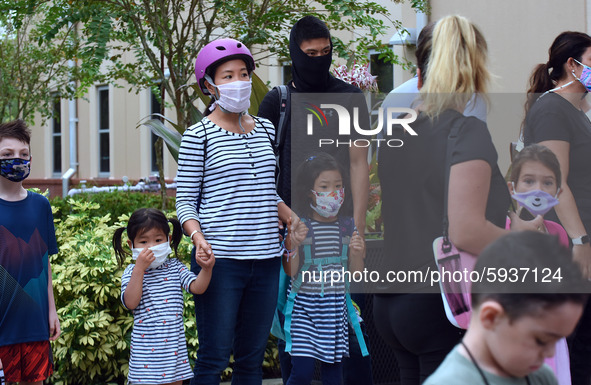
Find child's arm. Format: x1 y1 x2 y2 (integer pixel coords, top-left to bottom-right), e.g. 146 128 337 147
47 262 60 341
189 251 215 295
348 231 365 273
282 249 300 277
282 219 308 277
123 248 155 310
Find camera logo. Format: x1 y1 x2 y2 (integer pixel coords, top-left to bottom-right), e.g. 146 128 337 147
305 103 418 148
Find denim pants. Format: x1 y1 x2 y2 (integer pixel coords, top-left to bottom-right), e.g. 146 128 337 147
286 356 343 385
190 254 280 385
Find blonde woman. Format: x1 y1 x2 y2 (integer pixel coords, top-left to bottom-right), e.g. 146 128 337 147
374 15 541 385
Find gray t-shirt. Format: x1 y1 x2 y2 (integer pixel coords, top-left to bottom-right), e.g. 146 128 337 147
424 345 557 385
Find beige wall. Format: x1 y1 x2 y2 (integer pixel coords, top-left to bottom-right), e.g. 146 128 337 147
427 0 589 173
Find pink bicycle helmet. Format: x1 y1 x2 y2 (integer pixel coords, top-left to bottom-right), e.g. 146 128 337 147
195 38 255 95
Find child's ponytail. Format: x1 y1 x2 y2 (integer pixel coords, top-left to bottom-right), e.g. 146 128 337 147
113 226 130 266
168 217 183 257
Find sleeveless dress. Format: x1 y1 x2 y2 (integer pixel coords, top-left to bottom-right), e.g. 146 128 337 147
287 220 349 363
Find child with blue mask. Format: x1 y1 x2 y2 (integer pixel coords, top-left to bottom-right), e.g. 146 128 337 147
508 144 564 237
506 144 571 385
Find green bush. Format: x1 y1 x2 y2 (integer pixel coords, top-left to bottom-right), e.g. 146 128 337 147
48 193 279 384
51 191 168 225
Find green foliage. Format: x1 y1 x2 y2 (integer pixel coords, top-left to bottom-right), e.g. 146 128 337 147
0 7 76 123
50 200 131 384
51 190 166 225
48 191 280 383
4 0 423 129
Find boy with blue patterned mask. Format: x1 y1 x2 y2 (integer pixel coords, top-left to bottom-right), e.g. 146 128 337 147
0 119 60 384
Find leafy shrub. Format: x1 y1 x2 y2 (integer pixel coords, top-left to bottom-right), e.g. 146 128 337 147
48 193 279 384
51 191 168 225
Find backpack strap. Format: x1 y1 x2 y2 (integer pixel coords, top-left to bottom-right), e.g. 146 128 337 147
275 85 290 152
345 292 369 356
196 122 209 213
338 216 369 356
273 85 290 187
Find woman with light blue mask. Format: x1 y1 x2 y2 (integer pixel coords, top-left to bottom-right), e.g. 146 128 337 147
522 30 591 385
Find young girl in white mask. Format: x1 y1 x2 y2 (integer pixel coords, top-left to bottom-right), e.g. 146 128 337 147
281 153 365 385
113 208 214 385
507 144 571 385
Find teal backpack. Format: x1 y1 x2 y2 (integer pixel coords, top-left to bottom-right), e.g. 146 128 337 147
271 217 369 357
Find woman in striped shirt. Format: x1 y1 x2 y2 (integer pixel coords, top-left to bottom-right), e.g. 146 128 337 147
176 38 291 385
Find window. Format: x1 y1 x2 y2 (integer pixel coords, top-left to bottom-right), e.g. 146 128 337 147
369 53 394 126
370 53 394 94
98 86 110 175
150 91 163 174
51 96 62 176
281 61 292 85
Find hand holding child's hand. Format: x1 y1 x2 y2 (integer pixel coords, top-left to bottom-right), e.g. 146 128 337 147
135 248 155 271
290 217 309 249
193 234 214 268
196 249 215 271
349 231 366 259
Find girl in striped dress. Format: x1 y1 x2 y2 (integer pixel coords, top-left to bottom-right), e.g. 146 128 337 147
113 208 214 385
283 153 365 385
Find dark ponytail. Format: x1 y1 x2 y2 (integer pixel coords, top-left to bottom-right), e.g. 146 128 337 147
525 31 591 115
113 226 129 266
168 217 183 257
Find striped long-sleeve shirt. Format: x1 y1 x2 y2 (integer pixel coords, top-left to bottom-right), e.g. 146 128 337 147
175 116 282 260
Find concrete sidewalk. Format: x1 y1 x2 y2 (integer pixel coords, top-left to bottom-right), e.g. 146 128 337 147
220 380 283 385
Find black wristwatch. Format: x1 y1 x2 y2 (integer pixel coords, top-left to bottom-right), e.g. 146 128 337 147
572 235 590 245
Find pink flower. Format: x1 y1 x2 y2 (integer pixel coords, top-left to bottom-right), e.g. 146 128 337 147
333 63 378 92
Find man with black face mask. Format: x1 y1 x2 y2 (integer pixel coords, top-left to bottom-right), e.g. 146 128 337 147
258 15 372 385
259 15 369 233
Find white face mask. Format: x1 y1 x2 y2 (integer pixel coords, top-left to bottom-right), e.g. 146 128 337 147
132 242 172 270
207 76 252 113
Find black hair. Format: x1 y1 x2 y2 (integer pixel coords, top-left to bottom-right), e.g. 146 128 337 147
112 208 183 266
525 31 591 114
415 22 435 80
293 152 345 218
471 231 589 322
0 119 31 145
292 15 331 47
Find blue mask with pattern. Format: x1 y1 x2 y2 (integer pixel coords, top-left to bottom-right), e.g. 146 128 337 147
0 158 31 182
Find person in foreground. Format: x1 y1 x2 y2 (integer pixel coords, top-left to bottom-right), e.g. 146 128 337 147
424 231 588 385
0 119 60 384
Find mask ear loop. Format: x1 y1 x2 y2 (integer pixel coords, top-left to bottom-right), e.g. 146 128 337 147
509 182 518 212
204 74 220 112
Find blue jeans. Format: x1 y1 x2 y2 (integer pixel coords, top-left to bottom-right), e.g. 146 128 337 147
189 254 280 385
286 356 343 385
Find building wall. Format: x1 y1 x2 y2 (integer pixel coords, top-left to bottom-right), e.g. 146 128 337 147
426 0 589 173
